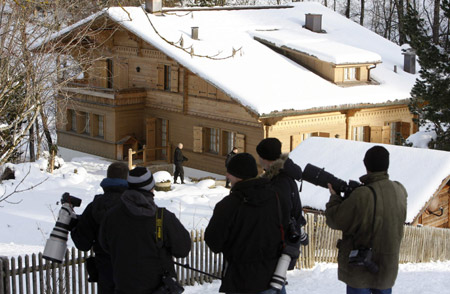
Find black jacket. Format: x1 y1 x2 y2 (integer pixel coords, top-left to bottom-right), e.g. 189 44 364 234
260 154 305 226
205 177 287 293
99 189 191 294
174 147 187 165
71 178 128 293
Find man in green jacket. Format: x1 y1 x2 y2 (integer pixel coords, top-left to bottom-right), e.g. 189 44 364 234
325 146 407 294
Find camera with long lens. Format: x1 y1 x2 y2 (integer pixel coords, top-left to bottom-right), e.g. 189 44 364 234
153 274 184 294
270 217 308 291
43 192 82 263
348 248 379 273
302 164 362 199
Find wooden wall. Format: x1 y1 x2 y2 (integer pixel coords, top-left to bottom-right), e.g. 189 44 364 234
413 180 450 228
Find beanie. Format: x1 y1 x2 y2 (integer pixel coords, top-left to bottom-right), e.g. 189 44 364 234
226 153 258 180
256 138 282 160
127 167 155 191
363 146 390 172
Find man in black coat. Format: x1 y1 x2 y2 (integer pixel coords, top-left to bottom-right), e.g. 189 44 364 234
173 143 188 184
99 167 191 294
257 138 308 268
205 153 289 294
225 147 238 188
71 162 129 294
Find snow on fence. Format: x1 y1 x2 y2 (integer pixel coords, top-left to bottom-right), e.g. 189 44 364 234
1 213 450 294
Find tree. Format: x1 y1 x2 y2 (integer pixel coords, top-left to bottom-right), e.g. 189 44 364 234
403 2 450 150
0 0 129 164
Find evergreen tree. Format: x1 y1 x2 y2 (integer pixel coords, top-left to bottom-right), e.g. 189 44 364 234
403 2 450 150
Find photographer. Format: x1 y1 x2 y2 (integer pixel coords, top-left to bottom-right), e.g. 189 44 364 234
205 153 289 294
70 162 129 294
99 167 191 294
257 139 308 259
325 146 407 294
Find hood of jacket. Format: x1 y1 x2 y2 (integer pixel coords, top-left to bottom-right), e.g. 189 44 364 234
100 178 128 191
230 177 273 206
121 189 157 217
260 153 302 181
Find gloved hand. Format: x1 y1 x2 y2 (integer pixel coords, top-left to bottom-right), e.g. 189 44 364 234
300 227 309 246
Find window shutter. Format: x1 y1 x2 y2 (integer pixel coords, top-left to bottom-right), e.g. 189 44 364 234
236 133 245 152
363 126 371 142
156 64 164 90
171 66 179 92
370 126 382 143
193 126 203 153
400 122 411 140
382 126 391 144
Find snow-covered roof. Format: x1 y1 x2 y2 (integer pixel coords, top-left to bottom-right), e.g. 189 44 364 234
42 2 418 116
290 137 450 223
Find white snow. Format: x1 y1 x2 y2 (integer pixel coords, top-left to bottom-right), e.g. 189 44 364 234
1 146 450 292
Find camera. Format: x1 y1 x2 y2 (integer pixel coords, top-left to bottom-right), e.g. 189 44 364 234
270 217 308 291
348 248 379 274
302 164 361 199
153 274 184 294
43 192 81 263
287 217 308 246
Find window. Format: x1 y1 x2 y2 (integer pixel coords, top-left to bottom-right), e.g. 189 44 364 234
207 127 220 154
84 113 90 135
107 59 114 89
161 119 168 158
344 67 356 81
222 131 236 155
352 126 370 142
164 65 171 91
193 127 245 154
97 115 104 138
70 110 77 132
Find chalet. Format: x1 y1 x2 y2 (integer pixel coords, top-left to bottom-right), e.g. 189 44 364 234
38 1 419 175
292 137 450 228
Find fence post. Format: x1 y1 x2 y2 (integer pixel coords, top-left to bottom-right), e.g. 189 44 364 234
0 256 10 294
128 148 133 170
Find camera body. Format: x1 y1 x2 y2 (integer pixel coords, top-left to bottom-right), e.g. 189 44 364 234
43 192 82 263
153 275 184 294
302 164 362 199
348 248 379 274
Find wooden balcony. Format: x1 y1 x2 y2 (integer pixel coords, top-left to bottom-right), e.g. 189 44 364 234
60 82 146 106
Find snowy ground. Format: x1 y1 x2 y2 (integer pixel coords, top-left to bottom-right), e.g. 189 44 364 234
1 145 449 293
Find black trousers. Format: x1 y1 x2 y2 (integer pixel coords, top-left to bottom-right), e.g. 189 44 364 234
174 163 184 183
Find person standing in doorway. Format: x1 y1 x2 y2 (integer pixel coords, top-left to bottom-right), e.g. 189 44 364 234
174 143 188 184
224 147 238 188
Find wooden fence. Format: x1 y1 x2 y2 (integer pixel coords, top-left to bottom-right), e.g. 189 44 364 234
2 213 450 294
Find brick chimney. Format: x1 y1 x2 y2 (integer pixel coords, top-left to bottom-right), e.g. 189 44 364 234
305 14 322 33
145 0 162 14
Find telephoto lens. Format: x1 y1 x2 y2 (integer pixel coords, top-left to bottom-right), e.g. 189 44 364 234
270 254 291 291
43 193 81 263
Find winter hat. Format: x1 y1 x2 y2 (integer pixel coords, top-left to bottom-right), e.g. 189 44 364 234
363 146 390 172
127 167 156 191
227 153 258 180
256 138 282 161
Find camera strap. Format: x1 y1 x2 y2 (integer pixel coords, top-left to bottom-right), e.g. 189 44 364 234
156 207 164 248
275 193 286 248
367 186 377 249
